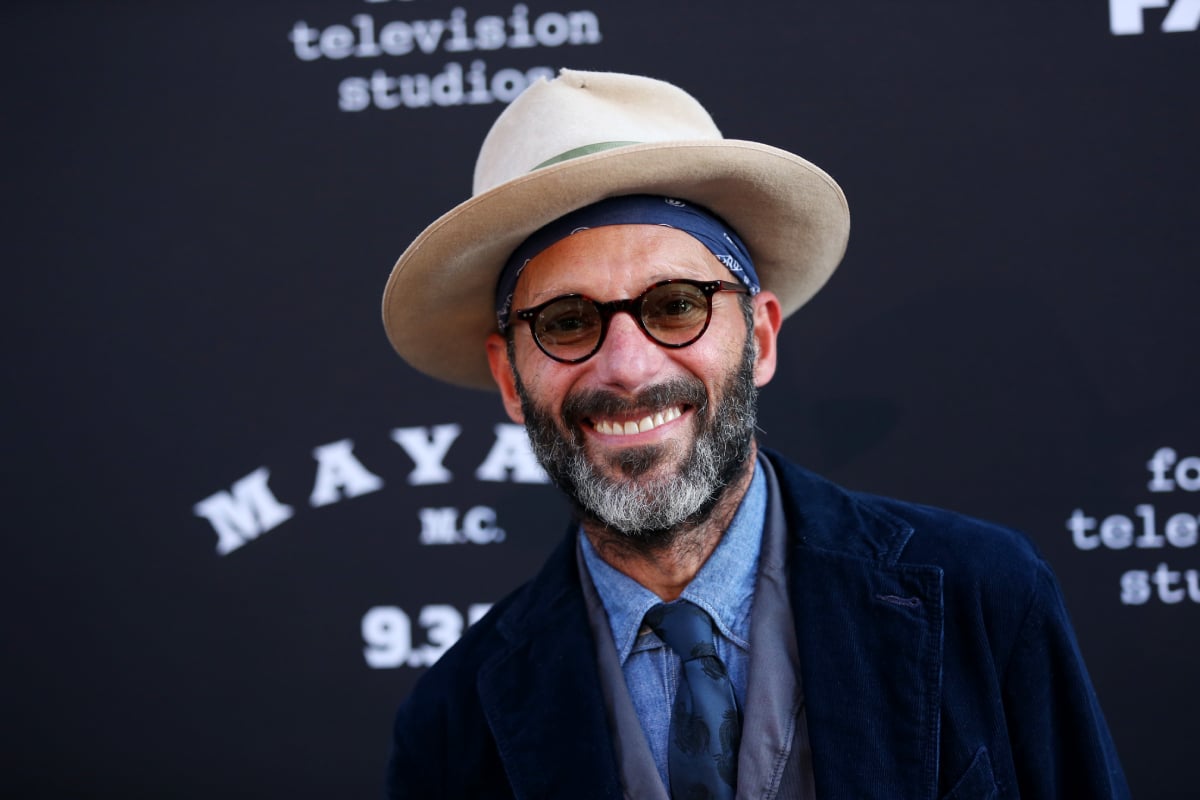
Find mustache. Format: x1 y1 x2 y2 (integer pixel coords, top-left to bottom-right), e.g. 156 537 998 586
561 377 709 425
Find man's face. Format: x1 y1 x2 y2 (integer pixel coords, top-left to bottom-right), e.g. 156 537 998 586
486 224 782 539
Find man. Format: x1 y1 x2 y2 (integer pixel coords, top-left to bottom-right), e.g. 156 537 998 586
381 70 1128 799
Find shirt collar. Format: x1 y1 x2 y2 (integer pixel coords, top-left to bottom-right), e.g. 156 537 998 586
579 459 767 663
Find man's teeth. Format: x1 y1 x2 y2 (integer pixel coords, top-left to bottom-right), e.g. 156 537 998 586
593 406 682 436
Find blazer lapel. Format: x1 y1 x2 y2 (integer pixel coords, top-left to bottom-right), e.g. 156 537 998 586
792 549 944 800
768 453 945 800
477 535 624 800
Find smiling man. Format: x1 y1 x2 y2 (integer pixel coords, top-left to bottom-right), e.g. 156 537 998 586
491 220 772 599
381 70 1128 799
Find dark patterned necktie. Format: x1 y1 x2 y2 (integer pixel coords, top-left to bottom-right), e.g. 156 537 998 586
645 601 741 800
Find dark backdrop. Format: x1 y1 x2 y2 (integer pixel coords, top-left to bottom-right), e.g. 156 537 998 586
5 1 1198 797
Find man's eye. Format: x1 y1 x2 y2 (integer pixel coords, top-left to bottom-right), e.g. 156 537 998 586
538 301 597 343
645 288 707 329
545 315 586 332
662 297 702 315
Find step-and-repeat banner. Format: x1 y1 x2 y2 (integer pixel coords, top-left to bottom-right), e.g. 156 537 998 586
6 1 1197 797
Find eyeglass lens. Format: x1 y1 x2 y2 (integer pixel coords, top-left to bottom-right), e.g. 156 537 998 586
526 280 728 363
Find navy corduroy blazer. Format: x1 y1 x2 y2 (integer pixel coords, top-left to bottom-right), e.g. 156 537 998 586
386 451 1129 799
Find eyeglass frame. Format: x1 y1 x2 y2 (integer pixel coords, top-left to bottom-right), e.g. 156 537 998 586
510 278 751 364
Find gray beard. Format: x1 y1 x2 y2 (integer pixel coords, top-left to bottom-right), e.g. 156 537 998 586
514 334 758 541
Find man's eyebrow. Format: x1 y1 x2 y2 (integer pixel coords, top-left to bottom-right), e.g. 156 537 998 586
522 270 712 305
521 285 585 305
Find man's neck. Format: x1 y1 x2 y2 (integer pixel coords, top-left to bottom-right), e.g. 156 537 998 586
581 444 759 602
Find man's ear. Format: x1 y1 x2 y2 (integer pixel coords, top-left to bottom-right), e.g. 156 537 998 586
750 290 783 388
486 333 526 423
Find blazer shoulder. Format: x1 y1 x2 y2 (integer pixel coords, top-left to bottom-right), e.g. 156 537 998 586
865 491 1044 571
765 449 1045 574
853 490 1065 656
765 450 1053 624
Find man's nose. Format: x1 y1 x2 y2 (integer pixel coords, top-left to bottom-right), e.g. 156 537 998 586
588 310 667 390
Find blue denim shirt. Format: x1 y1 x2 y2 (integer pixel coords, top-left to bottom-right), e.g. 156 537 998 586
579 461 766 788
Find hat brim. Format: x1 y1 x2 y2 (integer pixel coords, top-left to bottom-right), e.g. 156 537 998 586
382 139 849 390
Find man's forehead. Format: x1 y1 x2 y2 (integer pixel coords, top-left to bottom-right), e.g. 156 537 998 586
513 225 727 297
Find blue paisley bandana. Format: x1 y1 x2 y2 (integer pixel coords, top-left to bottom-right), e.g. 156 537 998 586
495 195 759 332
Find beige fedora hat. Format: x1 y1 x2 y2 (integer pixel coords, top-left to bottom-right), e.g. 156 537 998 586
382 68 849 390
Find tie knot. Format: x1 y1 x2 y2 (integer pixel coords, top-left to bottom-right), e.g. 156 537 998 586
644 601 718 662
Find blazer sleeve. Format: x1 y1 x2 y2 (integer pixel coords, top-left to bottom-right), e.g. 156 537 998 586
1001 561 1131 799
